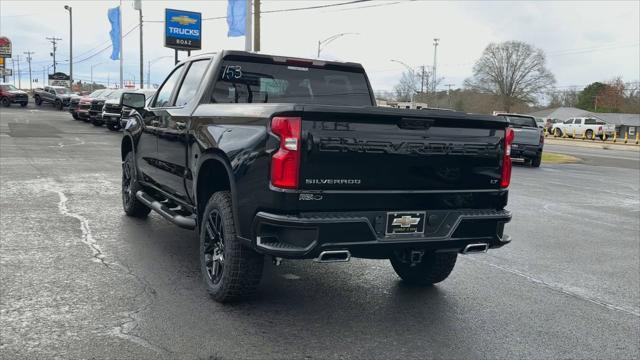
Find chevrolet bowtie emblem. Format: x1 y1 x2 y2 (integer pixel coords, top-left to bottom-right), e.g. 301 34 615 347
392 216 420 228
171 15 197 25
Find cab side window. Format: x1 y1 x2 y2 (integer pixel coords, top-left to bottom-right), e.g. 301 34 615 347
574 119 582 125
174 60 210 107
153 64 185 108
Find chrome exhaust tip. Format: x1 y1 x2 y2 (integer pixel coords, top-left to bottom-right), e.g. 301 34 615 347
314 250 351 263
461 243 489 255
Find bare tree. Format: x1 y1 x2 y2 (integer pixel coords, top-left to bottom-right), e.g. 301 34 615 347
464 41 556 112
394 70 421 102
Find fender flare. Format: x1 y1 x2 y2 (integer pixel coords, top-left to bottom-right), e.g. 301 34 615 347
193 151 241 233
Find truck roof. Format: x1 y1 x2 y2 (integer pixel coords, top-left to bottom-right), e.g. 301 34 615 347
181 50 365 69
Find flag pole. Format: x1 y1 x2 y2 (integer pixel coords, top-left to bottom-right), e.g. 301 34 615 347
244 0 252 51
119 0 123 88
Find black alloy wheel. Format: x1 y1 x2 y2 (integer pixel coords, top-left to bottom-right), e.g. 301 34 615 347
203 210 225 285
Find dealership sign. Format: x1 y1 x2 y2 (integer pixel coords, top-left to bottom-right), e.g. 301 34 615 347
0 36 12 58
164 8 201 51
48 72 71 87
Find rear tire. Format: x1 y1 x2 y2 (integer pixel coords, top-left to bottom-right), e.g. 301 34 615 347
35 96 42 106
531 153 542 168
122 151 151 218
554 128 562 137
200 191 264 303
390 250 457 285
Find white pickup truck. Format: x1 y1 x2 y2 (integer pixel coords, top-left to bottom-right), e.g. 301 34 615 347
552 117 616 139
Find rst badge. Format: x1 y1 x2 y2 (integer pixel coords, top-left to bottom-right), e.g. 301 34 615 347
386 212 426 235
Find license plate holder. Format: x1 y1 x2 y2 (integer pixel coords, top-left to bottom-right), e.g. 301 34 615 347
385 211 426 236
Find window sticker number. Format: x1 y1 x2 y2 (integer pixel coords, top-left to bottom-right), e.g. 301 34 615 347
222 65 242 80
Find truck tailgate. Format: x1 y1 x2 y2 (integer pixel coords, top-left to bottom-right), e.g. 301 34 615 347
297 107 507 191
511 127 540 145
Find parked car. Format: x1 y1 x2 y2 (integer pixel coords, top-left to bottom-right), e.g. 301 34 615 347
544 118 563 134
119 51 513 302
553 117 616 139
104 89 156 131
0 83 28 107
90 89 125 126
496 113 544 167
33 86 75 110
73 89 105 121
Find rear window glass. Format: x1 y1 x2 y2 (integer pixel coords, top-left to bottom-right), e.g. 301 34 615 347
584 118 596 125
211 59 372 106
505 116 537 127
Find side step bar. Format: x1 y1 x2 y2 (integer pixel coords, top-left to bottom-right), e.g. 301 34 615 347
135 190 196 230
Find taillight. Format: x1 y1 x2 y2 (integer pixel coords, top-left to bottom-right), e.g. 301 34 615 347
270 117 302 189
500 127 514 188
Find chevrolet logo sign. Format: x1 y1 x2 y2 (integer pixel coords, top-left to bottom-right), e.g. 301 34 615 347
392 216 420 228
170 15 197 25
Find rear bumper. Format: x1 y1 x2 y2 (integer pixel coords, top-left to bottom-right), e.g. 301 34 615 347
511 143 542 159
250 209 511 259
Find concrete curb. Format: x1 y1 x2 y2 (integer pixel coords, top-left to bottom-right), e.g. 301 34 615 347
545 138 640 152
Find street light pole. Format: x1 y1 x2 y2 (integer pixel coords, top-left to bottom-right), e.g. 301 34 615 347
90 62 106 91
390 59 418 107
64 5 73 89
317 32 359 58
147 55 172 88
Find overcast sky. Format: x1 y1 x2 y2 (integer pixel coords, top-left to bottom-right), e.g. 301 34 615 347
1 0 638 92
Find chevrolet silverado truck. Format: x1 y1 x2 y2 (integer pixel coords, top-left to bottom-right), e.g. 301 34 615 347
495 113 543 167
34 85 76 110
120 51 513 302
553 117 616 139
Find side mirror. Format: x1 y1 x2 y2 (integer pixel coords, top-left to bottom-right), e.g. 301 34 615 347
121 92 146 110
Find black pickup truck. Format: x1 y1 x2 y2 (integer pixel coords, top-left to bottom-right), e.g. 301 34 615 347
120 51 513 302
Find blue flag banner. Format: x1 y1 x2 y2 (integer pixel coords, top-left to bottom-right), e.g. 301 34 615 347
227 0 246 37
108 6 121 60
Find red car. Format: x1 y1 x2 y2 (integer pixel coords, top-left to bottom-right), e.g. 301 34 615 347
72 89 105 121
0 83 29 107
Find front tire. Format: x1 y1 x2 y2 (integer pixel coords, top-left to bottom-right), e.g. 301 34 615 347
34 96 42 106
72 113 79 120
390 250 457 285
55 100 63 110
20 102 28 107
107 122 121 131
122 151 151 218
1 97 10 107
586 129 593 139
200 191 264 303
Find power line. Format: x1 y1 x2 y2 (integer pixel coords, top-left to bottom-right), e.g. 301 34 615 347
144 0 374 23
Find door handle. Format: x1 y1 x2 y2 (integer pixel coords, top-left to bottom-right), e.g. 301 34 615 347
175 121 186 130
150 120 160 126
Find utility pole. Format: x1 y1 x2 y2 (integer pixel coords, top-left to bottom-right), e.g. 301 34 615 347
12 58 16 86
147 60 151 88
64 5 73 88
42 66 46 86
420 66 425 93
24 51 34 91
253 0 260 52
432 38 439 94
445 83 454 107
244 0 252 51
134 0 143 88
15 55 22 89
46 37 62 74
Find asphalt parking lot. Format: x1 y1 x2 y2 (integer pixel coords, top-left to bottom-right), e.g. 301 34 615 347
1 105 639 359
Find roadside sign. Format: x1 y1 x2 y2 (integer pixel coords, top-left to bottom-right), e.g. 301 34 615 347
48 72 71 87
164 8 201 51
0 68 12 76
0 36 12 58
